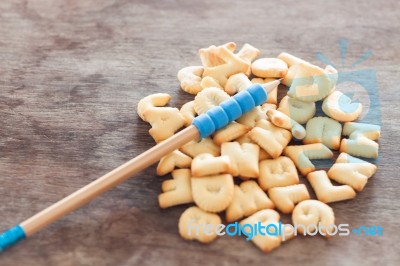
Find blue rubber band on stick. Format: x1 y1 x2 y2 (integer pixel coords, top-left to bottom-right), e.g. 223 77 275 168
0 225 26 252
192 84 268 138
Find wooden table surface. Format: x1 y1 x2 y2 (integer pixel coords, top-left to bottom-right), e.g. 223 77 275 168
1 0 399 265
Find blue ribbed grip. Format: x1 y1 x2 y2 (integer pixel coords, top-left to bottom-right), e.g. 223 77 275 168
0 225 26 252
192 84 267 138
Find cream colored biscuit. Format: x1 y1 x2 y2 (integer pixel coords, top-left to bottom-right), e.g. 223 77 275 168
251 58 288 78
342 122 381 140
339 137 379 158
292 200 335 238
143 107 186 143
180 101 196 126
268 184 310 213
248 119 292 159
180 137 220 157
322 90 362 122
236 43 261 76
258 149 272 161
202 46 250 87
235 133 272 161
281 224 296 242
278 96 316 124
200 76 223 89
193 87 230 115
258 156 299 190
277 53 310 87
251 78 278 104
158 169 193 208
157 150 192 176
177 66 204 95
221 142 260 178
199 42 236 67
303 117 342 150
283 144 333 176
323 65 338 96
288 62 338 102
225 73 252 95
213 122 251 145
191 174 234 213
240 209 282 253
328 153 377 191
137 93 171 120
282 64 300 87
260 103 277 113
277 52 305 67
278 53 306 87
191 153 232 177
267 109 306 140
236 106 266 128
226 181 274 222
307 170 356 203
339 122 380 158
178 206 221 243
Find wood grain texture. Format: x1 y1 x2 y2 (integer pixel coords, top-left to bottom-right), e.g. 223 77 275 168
0 0 399 265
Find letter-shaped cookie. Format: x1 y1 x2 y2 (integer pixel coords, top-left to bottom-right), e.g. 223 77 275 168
180 137 220 157
226 181 274 222
191 174 234 213
236 106 266 128
307 170 356 203
177 66 204 95
277 52 306 87
303 117 342 150
236 43 261 76
225 73 252 95
251 58 288 78
340 122 381 158
213 122 251 145
283 144 333 176
221 142 260 178
191 153 232 177
157 150 192 176
137 93 171 120
328 153 377 191
180 101 196 126
193 87 230 115
200 76 223 89
202 46 250 87
143 107 186 143
292 200 335 238
268 184 310 213
178 206 221 243
278 52 305 68
342 122 381 140
258 156 299 190
199 42 236 67
158 169 193 208
240 209 282 253
248 119 292 159
278 96 316 124
288 62 338 102
235 133 272 161
267 109 306 140
322 90 362 122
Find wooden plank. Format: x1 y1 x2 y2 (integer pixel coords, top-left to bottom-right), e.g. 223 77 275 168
0 0 399 265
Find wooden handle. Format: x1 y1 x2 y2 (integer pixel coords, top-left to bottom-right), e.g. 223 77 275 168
20 125 199 236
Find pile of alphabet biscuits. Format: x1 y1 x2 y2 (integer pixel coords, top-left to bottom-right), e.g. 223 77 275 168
136 42 380 252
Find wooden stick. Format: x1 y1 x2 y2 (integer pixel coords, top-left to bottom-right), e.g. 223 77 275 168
1 81 278 252
20 125 199 237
